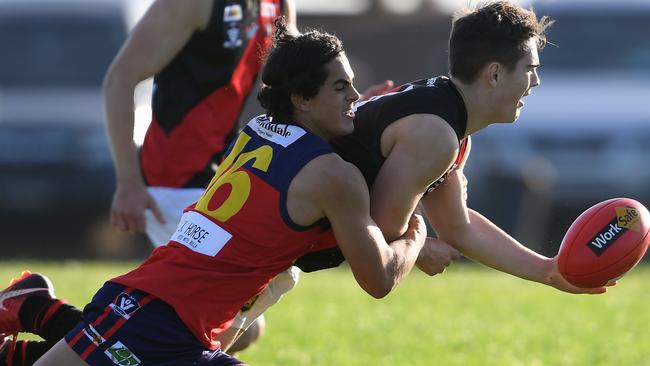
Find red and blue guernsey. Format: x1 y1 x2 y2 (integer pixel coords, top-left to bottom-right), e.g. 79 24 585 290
113 115 337 350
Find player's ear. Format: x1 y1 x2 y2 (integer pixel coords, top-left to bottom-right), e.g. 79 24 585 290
485 62 501 87
290 93 310 112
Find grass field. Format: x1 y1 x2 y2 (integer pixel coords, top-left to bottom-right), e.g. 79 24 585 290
2 261 649 365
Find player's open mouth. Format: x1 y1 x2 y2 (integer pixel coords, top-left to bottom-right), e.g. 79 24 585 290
518 91 531 108
344 109 355 118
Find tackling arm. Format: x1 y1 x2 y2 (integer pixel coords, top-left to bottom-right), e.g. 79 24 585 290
305 155 427 298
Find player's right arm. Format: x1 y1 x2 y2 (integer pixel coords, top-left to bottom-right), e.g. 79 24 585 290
104 0 214 233
370 114 459 241
421 161 607 294
290 154 427 298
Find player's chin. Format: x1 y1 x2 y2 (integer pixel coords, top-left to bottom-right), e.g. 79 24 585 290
340 125 354 136
340 116 355 134
506 104 523 123
495 110 520 124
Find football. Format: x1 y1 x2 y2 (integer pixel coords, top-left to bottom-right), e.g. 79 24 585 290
558 198 650 288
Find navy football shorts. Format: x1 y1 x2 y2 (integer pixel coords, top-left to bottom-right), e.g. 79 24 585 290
64 282 243 366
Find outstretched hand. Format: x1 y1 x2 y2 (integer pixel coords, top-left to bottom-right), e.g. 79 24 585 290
546 256 615 294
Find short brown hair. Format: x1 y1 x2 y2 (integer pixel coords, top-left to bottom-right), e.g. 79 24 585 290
449 1 553 83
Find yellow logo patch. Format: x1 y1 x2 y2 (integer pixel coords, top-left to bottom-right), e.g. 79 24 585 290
616 206 640 232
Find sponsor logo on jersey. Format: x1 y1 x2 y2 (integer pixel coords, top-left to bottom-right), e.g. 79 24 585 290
261 1 277 18
177 220 210 246
257 120 291 137
174 211 233 257
248 115 306 147
587 218 627 256
82 324 105 346
224 23 243 49
109 293 140 319
245 23 259 39
224 4 244 22
104 341 141 366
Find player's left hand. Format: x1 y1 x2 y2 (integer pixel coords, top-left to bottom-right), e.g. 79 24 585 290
546 256 614 294
359 79 394 101
416 237 461 276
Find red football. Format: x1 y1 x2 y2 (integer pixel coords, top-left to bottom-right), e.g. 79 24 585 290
558 198 650 288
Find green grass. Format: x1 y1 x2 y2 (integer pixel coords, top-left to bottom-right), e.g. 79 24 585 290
2 262 649 365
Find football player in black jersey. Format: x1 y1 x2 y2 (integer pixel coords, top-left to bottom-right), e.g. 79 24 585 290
296 1 613 295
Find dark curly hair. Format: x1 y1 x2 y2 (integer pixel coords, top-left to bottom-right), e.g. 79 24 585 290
449 1 554 83
257 18 344 122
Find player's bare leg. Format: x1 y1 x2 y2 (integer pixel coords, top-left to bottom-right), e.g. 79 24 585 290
33 340 87 366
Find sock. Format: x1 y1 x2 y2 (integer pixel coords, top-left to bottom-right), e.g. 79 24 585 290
4 340 56 366
18 297 82 341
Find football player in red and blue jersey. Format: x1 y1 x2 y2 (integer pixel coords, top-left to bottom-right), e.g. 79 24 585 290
26 19 431 366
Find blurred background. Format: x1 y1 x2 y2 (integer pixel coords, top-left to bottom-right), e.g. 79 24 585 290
0 0 648 259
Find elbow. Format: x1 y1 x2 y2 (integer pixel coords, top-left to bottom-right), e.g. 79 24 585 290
364 277 395 299
102 71 113 96
366 287 389 299
102 60 121 93
365 255 407 298
353 258 402 299
102 67 121 99
370 288 390 299
102 62 138 97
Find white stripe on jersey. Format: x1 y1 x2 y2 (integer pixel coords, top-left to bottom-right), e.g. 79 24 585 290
247 115 306 147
